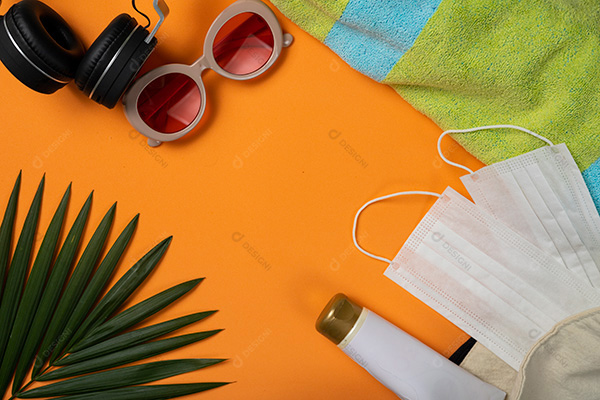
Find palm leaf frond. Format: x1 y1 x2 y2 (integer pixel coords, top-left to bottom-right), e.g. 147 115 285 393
71 278 203 352
59 236 172 357
0 183 71 394
18 359 225 398
53 214 140 360
0 171 21 299
33 203 117 378
0 176 228 399
53 382 232 400
56 311 218 366
0 175 45 360
12 192 93 392
39 330 223 381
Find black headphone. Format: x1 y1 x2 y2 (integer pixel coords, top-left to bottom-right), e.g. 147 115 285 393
0 0 167 108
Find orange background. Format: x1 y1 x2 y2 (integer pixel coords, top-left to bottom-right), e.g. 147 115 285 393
0 0 484 399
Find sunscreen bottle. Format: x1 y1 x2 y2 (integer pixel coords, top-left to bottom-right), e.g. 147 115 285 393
316 294 506 400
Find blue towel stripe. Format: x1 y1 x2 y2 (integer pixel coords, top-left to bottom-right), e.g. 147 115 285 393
582 157 600 211
324 0 442 81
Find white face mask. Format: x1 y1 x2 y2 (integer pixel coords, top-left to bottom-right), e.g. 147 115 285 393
353 188 600 370
438 125 600 288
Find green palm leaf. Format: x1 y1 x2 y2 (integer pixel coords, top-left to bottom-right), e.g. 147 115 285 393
56 311 217 366
53 382 231 400
0 176 228 399
71 279 203 353
0 175 44 360
12 192 93 392
0 172 21 299
58 237 172 358
33 203 117 378
52 214 139 362
0 184 71 394
18 359 225 398
39 330 223 381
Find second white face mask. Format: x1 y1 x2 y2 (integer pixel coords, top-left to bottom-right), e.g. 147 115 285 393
438 125 600 288
438 126 600 288
462 144 600 287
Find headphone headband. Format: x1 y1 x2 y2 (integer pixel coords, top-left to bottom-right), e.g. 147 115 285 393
146 0 169 43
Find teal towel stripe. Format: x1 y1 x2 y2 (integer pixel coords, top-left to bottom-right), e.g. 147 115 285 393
582 158 600 210
324 0 441 81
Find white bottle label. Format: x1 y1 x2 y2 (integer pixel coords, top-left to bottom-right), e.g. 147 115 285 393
341 310 506 400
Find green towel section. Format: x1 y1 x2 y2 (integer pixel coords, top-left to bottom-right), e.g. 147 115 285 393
272 0 600 206
386 0 600 171
272 0 349 42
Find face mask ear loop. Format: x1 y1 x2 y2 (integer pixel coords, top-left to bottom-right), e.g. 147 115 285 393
353 191 443 264
437 124 555 174
437 131 475 174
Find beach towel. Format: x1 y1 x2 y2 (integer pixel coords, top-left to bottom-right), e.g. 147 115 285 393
271 0 600 208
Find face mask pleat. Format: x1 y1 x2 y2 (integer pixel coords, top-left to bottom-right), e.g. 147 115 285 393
448 188 600 306
388 246 536 370
424 220 565 327
439 190 600 312
470 162 590 281
524 161 599 280
468 168 562 259
541 145 600 282
462 144 600 287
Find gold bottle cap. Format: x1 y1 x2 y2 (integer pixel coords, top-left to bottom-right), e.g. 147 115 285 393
316 293 363 345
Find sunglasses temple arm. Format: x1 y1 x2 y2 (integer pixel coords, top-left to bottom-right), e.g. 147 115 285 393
145 0 170 43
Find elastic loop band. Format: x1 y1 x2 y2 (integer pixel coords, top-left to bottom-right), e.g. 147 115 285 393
353 191 443 264
437 124 555 174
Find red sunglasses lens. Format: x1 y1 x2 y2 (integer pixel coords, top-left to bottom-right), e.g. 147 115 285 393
137 73 202 134
213 12 275 76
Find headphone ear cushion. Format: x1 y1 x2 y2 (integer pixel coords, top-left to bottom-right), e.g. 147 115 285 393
97 35 156 109
74 14 135 95
0 0 85 93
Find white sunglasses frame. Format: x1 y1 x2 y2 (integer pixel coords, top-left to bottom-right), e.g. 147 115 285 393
123 0 293 147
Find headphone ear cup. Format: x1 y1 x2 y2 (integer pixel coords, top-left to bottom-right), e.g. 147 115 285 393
98 36 156 109
75 14 156 109
74 14 134 95
0 0 85 94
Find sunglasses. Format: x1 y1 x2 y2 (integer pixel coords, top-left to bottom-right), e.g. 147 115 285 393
123 0 293 147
